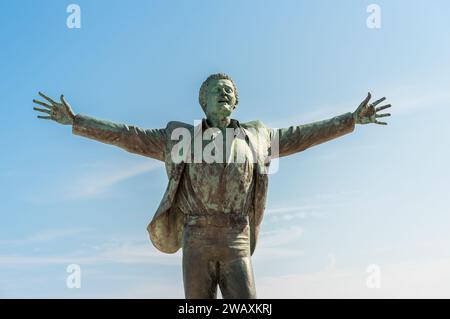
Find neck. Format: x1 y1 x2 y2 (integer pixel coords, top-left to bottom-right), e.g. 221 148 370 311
206 116 230 130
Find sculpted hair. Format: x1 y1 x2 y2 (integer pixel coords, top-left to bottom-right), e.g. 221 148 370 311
199 73 239 111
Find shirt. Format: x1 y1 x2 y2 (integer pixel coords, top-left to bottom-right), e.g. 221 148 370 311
175 119 256 215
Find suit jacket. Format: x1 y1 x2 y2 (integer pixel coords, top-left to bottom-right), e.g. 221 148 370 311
72 112 355 255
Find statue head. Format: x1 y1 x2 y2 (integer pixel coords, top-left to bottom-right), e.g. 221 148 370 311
199 73 239 120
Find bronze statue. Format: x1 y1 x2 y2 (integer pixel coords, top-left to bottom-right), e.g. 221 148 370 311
33 73 391 298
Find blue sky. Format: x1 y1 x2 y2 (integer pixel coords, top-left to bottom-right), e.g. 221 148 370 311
1 0 450 298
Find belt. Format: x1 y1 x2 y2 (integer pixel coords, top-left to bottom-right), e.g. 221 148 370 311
185 213 248 227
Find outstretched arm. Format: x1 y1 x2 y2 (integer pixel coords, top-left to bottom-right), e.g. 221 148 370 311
273 93 391 158
33 92 166 161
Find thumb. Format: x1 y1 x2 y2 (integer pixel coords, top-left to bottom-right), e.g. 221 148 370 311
60 95 75 116
357 92 371 110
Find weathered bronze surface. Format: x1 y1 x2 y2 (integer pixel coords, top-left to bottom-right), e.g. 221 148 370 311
33 73 391 299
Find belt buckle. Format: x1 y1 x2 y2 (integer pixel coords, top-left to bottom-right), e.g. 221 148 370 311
186 215 203 226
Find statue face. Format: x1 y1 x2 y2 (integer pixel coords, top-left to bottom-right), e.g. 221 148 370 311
204 79 237 119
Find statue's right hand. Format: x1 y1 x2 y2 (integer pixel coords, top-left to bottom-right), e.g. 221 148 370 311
33 92 75 125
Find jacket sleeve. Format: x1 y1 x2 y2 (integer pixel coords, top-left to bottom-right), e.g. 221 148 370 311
273 112 356 158
72 114 166 161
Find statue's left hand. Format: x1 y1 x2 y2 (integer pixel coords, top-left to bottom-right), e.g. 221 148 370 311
353 92 391 125
33 92 75 125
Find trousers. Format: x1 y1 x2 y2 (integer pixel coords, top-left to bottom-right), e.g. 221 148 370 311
182 214 256 299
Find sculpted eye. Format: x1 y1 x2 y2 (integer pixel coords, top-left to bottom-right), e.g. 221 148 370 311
225 87 233 93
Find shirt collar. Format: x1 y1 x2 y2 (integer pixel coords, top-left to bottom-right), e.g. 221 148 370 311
202 118 241 130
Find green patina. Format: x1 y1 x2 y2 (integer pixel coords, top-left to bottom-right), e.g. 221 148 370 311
33 73 391 299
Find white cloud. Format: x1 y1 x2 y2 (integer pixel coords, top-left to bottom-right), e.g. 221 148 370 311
267 87 449 128
26 159 165 203
64 281 185 299
386 86 449 115
0 226 303 267
63 161 164 200
0 228 91 246
29 228 91 242
267 100 352 128
265 190 362 223
266 205 319 215
260 226 304 248
93 240 181 265
265 205 324 223
253 226 305 262
0 238 181 267
257 257 450 298
0 255 95 266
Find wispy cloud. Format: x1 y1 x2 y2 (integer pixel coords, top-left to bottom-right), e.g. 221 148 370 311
267 87 449 128
254 226 305 261
63 161 164 200
61 280 185 299
0 228 92 246
260 226 304 247
267 100 352 128
265 190 362 223
92 240 181 265
2 225 304 266
257 257 450 298
29 228 91 242
265 205 324 223
386 86 450 115
0 237 180 267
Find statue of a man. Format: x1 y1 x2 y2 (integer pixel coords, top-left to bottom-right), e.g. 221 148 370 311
33 73 391 299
